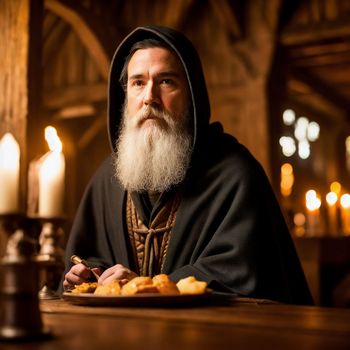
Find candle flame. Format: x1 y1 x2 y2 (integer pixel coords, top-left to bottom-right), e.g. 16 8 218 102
340 194 350 209
294 212 306 226
326 192 338 206
330 181 341 195
305 190 317 201
280 163 294 197
306 189 321 211
281 163 293 175
306 197 321 211
45 126 62 152
0 133 20 170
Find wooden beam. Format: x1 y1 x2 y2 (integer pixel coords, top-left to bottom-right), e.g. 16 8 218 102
43 19 70 66
163 0 195 29
43 83 107 109
78 112 106 150
45 0 110 80
287 96 344 128
53 104 96 120
281 20 350 46
289 66 350 115
43 11 60 41
210 0 241 39
287 51 350 68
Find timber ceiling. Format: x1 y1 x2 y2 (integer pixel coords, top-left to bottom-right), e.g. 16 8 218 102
280 1 350 126
41 0 350 141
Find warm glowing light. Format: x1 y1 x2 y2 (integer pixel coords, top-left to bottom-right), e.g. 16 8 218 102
340 194 350 209
307 122 320 141
39 127 65 217
306 197 321 211
294 117 309 141
282 109 295 126
326 192 338 206
0 133 20 171
280 163 294 197
298 140 310 159
0 133 20 213
346 136 350 155
293 212 306 237
45 126 62 152
281 163 293 175
279 136 296 157
306 190 317 201
294 212 306 227
330 181 341 195
281 175 294 188
279 111 320 161
297 117 309 129
340 194 350 235
306 190 321 211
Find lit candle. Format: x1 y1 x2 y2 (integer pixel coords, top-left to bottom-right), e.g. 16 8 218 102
38 127 65 217
326 192 338 236
305 190 322 236
0 133 20 213
340 194 350 236
293 212 306 237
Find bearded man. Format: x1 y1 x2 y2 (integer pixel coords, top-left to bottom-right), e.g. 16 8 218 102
61 25 313 305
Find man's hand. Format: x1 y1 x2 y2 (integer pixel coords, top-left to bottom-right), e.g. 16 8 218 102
63 263 101 290
98 264 138 286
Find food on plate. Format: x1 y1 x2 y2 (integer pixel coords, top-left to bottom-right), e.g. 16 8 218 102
68 274 208 296
121 276 158 295
71 282 98 294
94 280 121 296
152 274 179 294
176 276 208 295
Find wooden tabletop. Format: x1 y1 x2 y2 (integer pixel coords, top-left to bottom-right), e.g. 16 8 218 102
1 296 350 350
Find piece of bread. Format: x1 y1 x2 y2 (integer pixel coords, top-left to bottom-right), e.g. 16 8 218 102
71 282 98 294
152 274 179 294
94 280 121 296
121 276 159 295
176 276 208 295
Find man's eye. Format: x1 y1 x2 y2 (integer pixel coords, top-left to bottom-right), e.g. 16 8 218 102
160 78 173 85
131 80 144 87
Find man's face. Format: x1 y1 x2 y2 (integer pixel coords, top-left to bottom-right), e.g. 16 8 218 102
126 47 190 129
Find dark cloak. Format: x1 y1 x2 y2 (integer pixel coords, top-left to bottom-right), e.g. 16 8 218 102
60 25 313 305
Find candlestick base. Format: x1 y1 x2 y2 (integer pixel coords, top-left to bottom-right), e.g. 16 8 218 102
36 218 65 299
38 284 60 300
0 262 52 341
0 214 52 341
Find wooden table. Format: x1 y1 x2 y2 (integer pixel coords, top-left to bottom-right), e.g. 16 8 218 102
1 296 350 350
294 236 350 306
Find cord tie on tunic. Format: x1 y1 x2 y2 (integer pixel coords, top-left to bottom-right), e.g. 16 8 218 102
126 193 180 276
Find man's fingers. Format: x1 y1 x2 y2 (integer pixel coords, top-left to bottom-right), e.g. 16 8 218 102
63 264 92 289
98 264 137 284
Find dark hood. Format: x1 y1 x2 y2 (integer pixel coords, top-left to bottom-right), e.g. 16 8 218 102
107 25 211 156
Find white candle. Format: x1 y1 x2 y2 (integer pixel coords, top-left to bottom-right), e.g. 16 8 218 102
38 127 65 217
0 133 20 213
340 194 350 236
305 190 322 236
326 192 338 236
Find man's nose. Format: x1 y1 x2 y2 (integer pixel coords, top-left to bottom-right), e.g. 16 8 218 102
143 82 160 105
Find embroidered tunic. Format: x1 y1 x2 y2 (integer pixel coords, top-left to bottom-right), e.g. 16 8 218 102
126 193 180 276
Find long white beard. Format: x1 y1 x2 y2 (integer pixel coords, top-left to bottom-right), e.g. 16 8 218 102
113 105 193 193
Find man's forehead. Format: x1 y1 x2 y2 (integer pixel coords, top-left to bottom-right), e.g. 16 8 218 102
127 47 185 74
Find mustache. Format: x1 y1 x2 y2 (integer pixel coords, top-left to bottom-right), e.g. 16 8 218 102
129 105 173 129
137 105 166 121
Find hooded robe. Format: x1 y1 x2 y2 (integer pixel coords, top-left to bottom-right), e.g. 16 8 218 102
60 25 313 305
